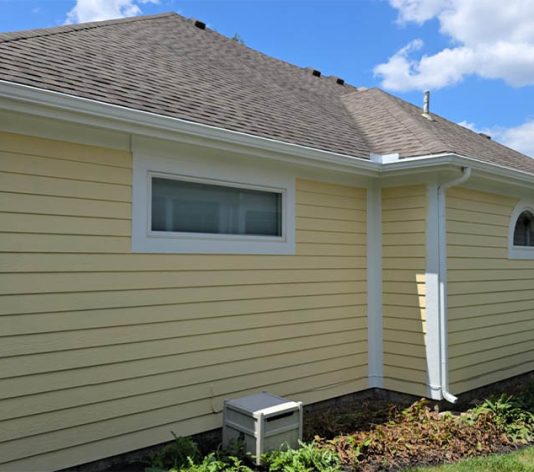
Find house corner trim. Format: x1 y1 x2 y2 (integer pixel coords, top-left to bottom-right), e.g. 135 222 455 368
367 181 384 388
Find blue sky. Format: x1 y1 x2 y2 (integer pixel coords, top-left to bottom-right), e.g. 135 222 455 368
1 0 533 156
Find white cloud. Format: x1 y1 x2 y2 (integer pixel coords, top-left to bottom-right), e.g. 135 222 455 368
458 120 534 158
375 0 534 91
498 120 534 158
65 0 159 24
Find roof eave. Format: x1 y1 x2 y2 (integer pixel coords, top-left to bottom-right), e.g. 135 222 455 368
381 152 534 188
0 80 379 176
1 80 533 187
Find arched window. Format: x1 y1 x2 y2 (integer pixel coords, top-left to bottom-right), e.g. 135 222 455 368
509 202 534 259
513 210 534 247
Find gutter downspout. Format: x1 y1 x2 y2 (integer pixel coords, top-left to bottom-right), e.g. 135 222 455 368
437 167 472 403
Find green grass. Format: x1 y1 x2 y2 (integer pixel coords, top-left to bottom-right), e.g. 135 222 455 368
409 446 534 471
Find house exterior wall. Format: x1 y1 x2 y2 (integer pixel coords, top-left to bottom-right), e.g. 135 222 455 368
446 186 534 394
381 185 428 397
0 131 368 471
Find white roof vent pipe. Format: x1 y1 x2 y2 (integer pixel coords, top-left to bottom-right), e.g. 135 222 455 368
422 90 434 120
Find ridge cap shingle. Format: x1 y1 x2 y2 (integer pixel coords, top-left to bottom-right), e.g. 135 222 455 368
0 12 177 43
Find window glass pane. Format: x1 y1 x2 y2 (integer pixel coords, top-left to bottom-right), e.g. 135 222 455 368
513 211 534 247
151 177 282 236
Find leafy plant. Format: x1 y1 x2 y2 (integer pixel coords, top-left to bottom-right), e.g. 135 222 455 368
147 434 200 471
175 453 253 472
471 394 534 443
262 441 342 472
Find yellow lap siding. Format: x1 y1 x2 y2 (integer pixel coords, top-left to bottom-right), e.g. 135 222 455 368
0 131 367 471
381 185 428 396
447 187 534 393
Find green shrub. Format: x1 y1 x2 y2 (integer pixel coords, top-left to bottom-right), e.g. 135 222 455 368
174 452 253 472
262 441 342 472
471 394 534 443
146 434 200 471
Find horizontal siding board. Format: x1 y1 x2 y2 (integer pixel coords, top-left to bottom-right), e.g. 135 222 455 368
383 365 427 383
297 243 366 256
296 204 365 222
447 208 509 226
449 330 534 358
0 172 131 202
451 362 534 394
296 190 366 210
296 230 365 245
0 308 365 357
449 320 534 345
449 290 534 308
383 329 426 346
0 330 364 400
450 351 534 383
448 258 534 270
0 254 365 272
0 281 362 316
447 269 534 282
295 179 366 198
0 213 131 236
0 320 367 380
0 294 365 336
296 217 364 233
0 131 131 168
382 185 425 198
449 309 533 331
383 341 426 358
0 269 366 295
449 340 534 370
0 352 366 441
448 279 534 296
449 299 534 319
0 344 367 420
382 220 426 234
0 192 131 219
0 233 131 253
0 151 131 184
383 378 427 397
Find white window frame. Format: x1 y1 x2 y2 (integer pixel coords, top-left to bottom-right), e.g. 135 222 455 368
132 152 296 254
508 200 534 260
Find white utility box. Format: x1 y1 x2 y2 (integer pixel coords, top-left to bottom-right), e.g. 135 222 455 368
222 392 303 464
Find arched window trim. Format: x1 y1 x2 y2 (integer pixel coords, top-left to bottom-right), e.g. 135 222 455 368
509 201 534 260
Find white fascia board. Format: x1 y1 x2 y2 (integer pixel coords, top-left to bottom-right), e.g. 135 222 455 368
2 80 534 187
0 80 378 176
381 153 534 188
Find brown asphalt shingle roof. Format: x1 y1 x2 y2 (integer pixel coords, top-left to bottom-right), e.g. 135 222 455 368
1 12 533 174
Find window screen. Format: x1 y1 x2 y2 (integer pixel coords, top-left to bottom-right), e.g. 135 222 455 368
513 210 534 247
151 177 282 237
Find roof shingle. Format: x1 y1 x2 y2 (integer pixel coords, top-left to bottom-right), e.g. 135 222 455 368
1 12 533 174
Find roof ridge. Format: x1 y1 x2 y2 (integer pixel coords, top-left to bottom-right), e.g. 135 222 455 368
0 12 177 43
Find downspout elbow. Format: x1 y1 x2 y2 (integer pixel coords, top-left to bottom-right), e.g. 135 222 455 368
437 167 472 404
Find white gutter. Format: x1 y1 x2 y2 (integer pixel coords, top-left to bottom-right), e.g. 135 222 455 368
2 80 534 187
437 167 472 403
0 80 379 175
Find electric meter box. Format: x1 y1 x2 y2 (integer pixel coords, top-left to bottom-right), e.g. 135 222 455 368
222 392 303 464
